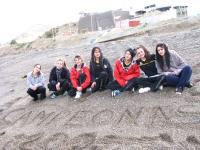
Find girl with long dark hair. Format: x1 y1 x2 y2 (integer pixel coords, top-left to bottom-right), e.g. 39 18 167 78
155 43 192 94
90 47 113 92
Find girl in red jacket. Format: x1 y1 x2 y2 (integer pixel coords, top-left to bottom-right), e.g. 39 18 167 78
69 55 91 99
108 48 140 97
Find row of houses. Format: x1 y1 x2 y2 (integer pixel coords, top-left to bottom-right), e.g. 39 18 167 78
78 5 188 33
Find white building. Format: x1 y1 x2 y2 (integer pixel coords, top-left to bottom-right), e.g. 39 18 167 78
132 5 188 25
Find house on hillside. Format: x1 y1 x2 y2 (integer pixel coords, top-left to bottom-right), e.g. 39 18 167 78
174 6 188 17
131 4 188 26
78 9 130 33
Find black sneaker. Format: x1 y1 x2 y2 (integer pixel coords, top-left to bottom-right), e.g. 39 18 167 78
99 87 106 92
186 82 193 88
176 87 183 95
33 96 39 101
40 94 46 100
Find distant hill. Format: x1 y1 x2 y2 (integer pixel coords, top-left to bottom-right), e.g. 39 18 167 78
15 24 54 43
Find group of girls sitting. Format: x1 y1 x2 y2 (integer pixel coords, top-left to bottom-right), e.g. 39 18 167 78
26 43 192 101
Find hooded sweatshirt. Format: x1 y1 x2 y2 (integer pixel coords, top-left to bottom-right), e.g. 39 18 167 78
114 57 140 87
70 63 91 89
155 50 186 75
90 57 113 83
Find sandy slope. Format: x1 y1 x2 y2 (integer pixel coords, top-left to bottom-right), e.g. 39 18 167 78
0 17 200 149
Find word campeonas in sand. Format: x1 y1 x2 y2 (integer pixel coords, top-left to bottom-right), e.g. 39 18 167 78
1 104 200 130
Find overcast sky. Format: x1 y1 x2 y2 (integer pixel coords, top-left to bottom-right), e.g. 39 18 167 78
0 0 199 44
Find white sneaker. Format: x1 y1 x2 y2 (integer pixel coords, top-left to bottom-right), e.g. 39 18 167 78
138 87 151 94
112 90 121 97
62 91 68 96
132 88 135 92
159 85 163 91
50 93 57 99
75 91 82 99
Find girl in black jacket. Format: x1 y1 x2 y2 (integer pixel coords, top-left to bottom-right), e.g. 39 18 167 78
136 45 165 93
48 59 71 99
90 47 113 92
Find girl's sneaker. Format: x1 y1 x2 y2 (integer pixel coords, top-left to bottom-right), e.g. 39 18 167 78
159 85 163 91
112 90 121 97
138 87 151 94
62 91 68 96
186 82 193 88
50 93 57 99
176 87 183 95
75 91 82 99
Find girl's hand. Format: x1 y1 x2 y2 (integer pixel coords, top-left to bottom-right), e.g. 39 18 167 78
77 86 82 92
91 82 96 88
56 82 61 91
32 86 37 91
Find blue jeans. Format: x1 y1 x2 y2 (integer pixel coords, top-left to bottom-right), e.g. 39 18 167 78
165 66 192 88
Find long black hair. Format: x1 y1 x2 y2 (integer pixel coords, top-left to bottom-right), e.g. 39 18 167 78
155 43 170 70
91 47 103 63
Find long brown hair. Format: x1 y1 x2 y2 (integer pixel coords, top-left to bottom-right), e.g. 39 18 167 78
33 64 41 76
74 55 84 68
136 45 151 62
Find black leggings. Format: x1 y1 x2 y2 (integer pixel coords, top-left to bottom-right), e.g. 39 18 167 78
68 73 88 97
137 75 165 92
107 78 139 92
48 80 71 96
91 71 109 93
27 86 46 100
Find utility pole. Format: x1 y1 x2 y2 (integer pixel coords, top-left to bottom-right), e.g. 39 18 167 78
90 14 93 32
52 28 56 41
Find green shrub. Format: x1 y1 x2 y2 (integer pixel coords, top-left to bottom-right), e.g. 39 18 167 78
44 28 59 38
10 39 17 45
44 30 53 38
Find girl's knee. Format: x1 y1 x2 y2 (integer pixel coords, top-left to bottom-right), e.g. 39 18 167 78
183 65 192 72
99 71 108 78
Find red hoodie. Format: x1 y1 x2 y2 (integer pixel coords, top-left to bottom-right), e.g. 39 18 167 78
114 57 140 87
70 64 91 89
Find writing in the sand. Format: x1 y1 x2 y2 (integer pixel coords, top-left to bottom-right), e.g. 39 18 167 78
1 132 200 149
1 105 200 129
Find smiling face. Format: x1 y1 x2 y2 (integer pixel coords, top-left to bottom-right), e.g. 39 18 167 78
125 51 132 61
74 57 82 66
136 48 145 59
56 60 64 70
33 64 41 74
157 46 166 56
